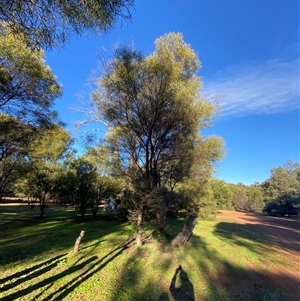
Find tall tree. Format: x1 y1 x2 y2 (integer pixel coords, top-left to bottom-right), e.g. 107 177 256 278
90 32 223 244
0 0 133 49
230 183 250 211
262 161 300 216
0 26 62 125
211 179 233 210
246 185 264 211
55 156 97 219
14 125 74 217
0 114 36 200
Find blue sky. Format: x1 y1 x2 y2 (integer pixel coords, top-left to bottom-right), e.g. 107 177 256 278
45 0 299 185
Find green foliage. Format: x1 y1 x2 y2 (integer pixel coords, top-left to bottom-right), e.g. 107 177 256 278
0 0 133 49
230 183 250 211
57 157 97 219
211 179 233 210
173 179 217 220
90 32 223 236
0 26 62 125
0 114 37 199
90 174 123 218
246 185 264 211
28 124 75 166
85 146 122 177
262 161 300 216
15 167 57 218
13 125 74 217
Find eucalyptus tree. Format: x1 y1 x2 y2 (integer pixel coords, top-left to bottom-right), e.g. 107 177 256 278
0 0 134 49
0 26 62 125
90 32 223 245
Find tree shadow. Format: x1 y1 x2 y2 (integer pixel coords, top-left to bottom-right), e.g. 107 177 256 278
1 255 98 301
108 245 173 301
1 237 133 301
41 238 134 301
169 265 195 301
0 253 67 287
188 234 299 300
0 207 127 266
214 220 300 254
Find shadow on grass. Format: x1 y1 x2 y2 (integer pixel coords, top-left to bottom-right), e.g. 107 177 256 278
0 253 67 287
169 265 195 301
188 234 298 301
0 207 127 266
1 237 133 301
214 220 300 254
1 255 98 301
108 246 173 301
1 211 299 300
43 238 134 301
109 233 298 300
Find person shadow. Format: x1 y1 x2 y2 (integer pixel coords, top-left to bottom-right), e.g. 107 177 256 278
169 265 195 301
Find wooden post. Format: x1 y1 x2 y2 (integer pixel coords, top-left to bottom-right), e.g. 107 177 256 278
74 230 85 253
171 215 198 246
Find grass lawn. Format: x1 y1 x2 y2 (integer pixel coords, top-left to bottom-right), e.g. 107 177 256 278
0 204 298 301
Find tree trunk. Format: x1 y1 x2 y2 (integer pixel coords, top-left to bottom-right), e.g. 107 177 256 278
136 209 143 247
74 230 85 253
156 205 167 235
91 199 100 219
39 197 47 218
171 215 198 246
285 197 291 217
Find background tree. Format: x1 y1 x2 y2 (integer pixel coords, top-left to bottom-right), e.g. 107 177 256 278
230 183 250 211
246 184 264 211
14 125 74 217
85 145 122 177
90 175 123 218
0 0 134 49
66 157 97 219
89 32 223 244
0 26 62 125
15 167 57 218
262 161 300 216
0 114 36 200
211 179 233 210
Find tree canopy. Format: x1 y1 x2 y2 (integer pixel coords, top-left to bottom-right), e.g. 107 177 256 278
0 26 62 125
0 0 134 49
262 161 300 216
89 32 224 244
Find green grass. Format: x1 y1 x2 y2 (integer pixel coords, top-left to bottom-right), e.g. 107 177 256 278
0 205 298 301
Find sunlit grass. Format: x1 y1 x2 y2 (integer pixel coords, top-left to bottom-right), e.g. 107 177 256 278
0 205 297 300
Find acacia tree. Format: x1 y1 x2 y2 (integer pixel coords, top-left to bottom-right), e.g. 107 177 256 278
0 0 133 49
90 32 223 245
0 26 62 125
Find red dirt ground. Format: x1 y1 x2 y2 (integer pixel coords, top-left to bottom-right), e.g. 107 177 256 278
216 210 300 299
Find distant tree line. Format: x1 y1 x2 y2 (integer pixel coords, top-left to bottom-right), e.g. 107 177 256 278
211 160 300 217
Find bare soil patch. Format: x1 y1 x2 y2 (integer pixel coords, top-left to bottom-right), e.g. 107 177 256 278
216 210 300 298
